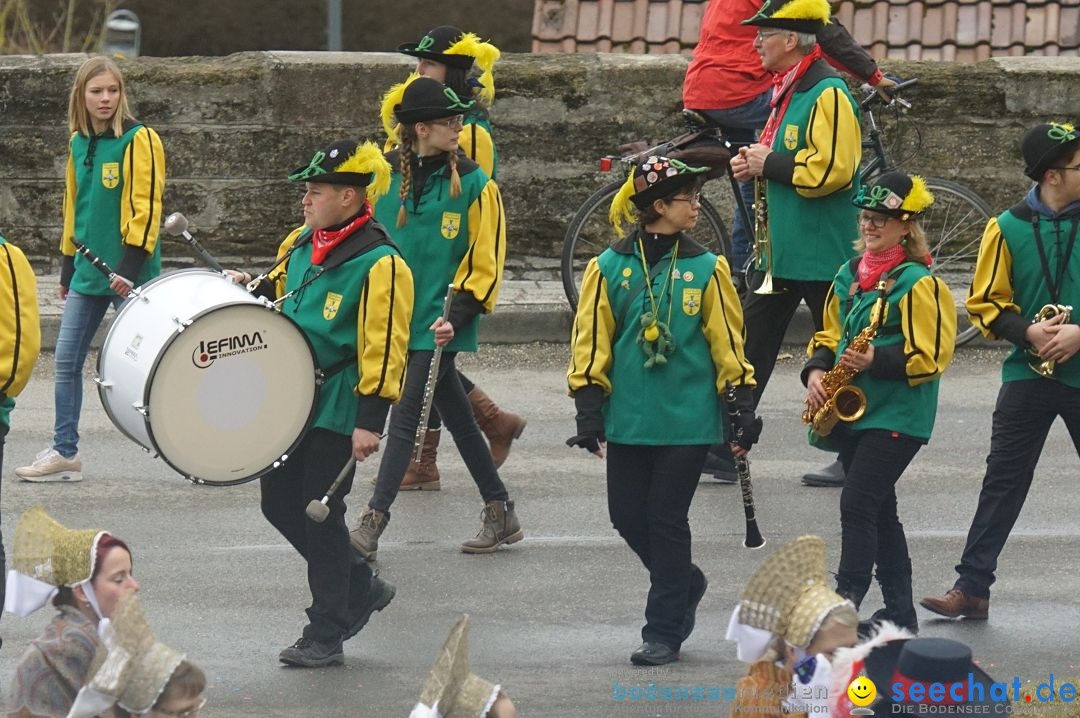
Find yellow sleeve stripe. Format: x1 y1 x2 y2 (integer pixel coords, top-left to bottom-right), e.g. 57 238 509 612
901 275 956 384
120 127 166 251
61 138 77 256
966 219 1019 337
703 258 755 388
808 281 842 355
792 87 860 196
0 243 41 399
568 258 615 395
357 254 413 401
456 181 505 311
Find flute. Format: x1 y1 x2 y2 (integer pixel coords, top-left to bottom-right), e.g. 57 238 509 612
413 285 455 462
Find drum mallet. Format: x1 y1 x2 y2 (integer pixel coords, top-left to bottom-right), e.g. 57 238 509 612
305 458 358 523
163 212 225 273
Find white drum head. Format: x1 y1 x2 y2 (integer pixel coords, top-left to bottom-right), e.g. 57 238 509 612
146 303 316 484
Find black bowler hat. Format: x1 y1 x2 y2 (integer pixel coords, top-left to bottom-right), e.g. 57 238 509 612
865 638 1006 716
742 0 832 33
393 76 475 125
1022 122 1080 181
608 154 709 236
288 139 392 199
398 26 475 70
852 171 934 220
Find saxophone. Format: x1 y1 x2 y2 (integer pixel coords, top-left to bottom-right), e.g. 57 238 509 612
1029 303 1074 378
802 281 888 437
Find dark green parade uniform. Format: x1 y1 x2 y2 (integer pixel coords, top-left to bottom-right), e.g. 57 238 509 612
945 191 1080 600
803 257 955 630
461 110 497 180
743 58 862 403
569 230 756 654
258 213 413 646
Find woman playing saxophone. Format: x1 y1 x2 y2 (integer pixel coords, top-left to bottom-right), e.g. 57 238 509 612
801 172 956 636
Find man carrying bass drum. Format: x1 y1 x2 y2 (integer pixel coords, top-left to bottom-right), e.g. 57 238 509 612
228 139 413 668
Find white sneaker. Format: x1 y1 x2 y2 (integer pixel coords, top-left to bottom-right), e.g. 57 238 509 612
15 448 83 483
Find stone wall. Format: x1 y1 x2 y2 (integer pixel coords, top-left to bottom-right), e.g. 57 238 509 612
2 52 1079 273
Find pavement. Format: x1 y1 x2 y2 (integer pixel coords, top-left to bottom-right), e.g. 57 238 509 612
1 343 1078 717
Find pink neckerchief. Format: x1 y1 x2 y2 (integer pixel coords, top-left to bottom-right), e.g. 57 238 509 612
856 244 909 291
760 45 823 147
311 201 372 266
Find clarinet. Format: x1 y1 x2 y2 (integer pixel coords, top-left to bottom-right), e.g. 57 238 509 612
413 285 455 462
724 381 766 550
71 240 137 295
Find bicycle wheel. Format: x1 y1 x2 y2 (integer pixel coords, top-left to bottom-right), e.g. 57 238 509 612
920 178 992 346
561 180 730 310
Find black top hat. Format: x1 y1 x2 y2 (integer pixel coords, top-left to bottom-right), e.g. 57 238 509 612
1022 122 1080 182
865 638 1006 716
287 139 392 197
394 76 476 125
398 26 475 70
742 0 832 33
852 171 934 220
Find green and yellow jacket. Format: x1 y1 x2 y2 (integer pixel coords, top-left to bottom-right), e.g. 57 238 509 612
759 59 861 281
568 232 755 445
374 151 505 353
60 119 165 295
269 217 413 436
805 258 956 443
1 235 41 429
461 109 498 180
967 199 1080 389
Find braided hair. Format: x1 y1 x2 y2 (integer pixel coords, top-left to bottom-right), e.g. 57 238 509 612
397 121 463 228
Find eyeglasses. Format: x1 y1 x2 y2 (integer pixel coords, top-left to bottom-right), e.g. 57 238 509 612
1051 164 1080 173
156 697 207 718
858 212 892 229
756 29 789 41
670 193 702 205
426 114 464 129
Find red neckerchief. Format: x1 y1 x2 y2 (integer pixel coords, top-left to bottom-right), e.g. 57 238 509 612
857 244 908 291
760 45 823 147
311 202 371 266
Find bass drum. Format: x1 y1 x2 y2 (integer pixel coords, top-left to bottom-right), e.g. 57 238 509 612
97 269 318 485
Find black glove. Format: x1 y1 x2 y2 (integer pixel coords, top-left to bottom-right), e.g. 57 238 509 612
727 384 763 451
569 385 606 454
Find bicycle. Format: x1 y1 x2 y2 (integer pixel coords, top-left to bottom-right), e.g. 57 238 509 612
560 77 992 347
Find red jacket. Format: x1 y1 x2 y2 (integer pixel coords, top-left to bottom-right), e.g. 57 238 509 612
682 0 883 110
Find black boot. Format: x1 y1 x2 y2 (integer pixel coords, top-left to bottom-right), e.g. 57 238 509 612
802 458 845 487
861 563 919 636
835 574 869 611
701 444 737 483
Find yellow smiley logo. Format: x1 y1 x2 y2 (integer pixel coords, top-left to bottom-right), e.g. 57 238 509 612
848 676 877 707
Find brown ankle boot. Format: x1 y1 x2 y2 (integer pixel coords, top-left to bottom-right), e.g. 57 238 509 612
461 499 524 554
919 588 989 620
349 507 388 561
400 429 441 491
467 387 526 468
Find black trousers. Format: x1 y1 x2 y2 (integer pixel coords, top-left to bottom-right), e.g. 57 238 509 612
607 442 709 650
426 370 476 430
955 379 1080 599
260 428 373 643
370 351 508 515
741 271 832 406
835 429 923 595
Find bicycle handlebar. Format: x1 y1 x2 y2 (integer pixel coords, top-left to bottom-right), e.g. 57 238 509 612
859 76 918 111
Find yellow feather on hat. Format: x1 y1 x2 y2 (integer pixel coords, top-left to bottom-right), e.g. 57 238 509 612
381 72 420 147
771 0 832 23
445 33 501 104
609 172 638 238
900 175 934 213
333 141 393 202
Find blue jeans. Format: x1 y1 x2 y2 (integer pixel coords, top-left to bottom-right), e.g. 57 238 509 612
694 90 773 274
53 290 122 458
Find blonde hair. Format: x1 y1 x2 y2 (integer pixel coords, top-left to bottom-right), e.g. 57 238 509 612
68 56 134 137
396 122 462 228
854 217 930 263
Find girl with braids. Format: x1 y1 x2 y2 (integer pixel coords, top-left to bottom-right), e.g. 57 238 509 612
351 76 523 560
384 27 525 490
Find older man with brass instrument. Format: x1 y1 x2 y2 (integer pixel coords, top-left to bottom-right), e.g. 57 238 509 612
921 122 1080 622
728 0 861 487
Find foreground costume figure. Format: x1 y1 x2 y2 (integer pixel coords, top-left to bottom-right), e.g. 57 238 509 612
409 614 517 718
804 171 956 635
726 535 862 718
236 139 411 667
5 507 139 718
921 122 1080 621
353 76 522 561
387 25 525 489
568 152 759 666
17 55 164 484
68 592 207 718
